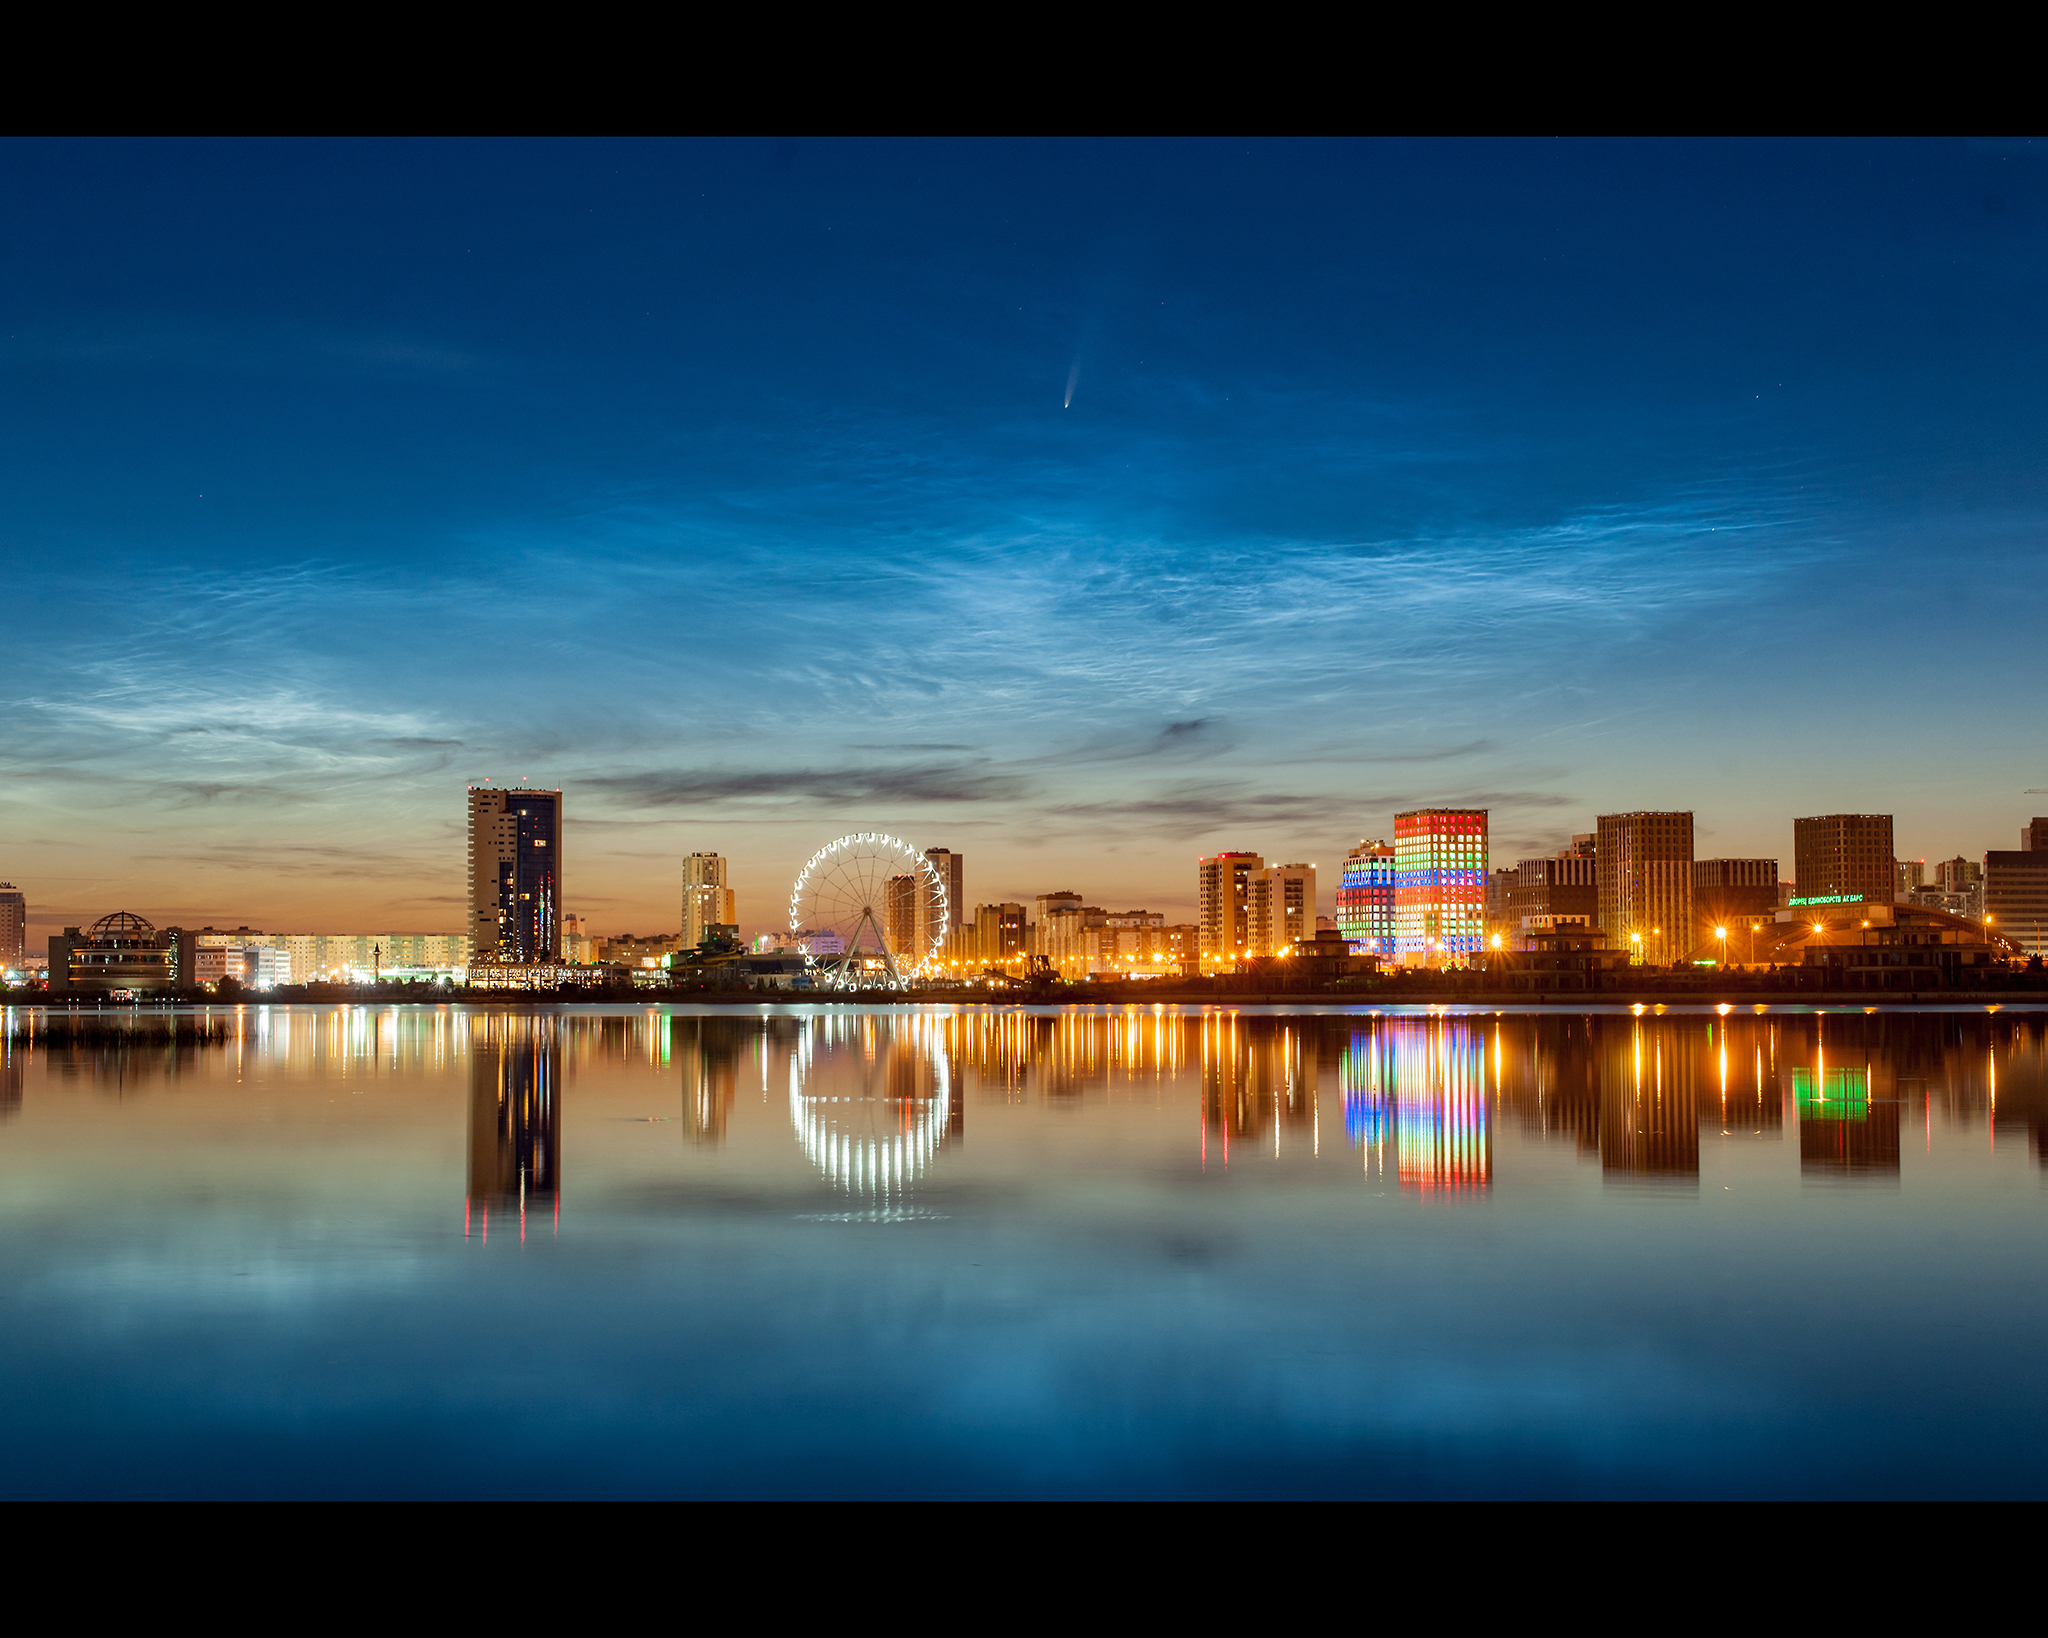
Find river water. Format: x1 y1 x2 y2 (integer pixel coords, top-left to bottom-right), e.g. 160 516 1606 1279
3 1002 2045 1497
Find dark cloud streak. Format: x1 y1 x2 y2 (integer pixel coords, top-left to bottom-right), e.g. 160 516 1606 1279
586 764 1031 807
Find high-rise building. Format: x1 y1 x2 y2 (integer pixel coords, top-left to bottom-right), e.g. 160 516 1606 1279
1597 812 1694 966
1393 809 1488 965
0 883 24 971
1337 841 1397 956
884 873 922 961
966 903 1028 963
467 785 563 965
1792 814 1895 906
1502 843 1600 934
1197 852 1265 961
682 853 737 949
1984 849 2048 957
1486 868 1516 937
1035 891 1083 925
1897 858 1927 894
2022 818 2048 853
1262 863 1316 952
924 848 964 931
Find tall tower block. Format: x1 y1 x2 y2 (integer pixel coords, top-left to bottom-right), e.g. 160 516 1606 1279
468 786 564 965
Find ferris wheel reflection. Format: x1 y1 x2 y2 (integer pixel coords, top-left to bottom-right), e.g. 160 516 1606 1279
789 1013 962 1199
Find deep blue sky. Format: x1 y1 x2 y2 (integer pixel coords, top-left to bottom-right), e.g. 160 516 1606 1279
4 139 2046 937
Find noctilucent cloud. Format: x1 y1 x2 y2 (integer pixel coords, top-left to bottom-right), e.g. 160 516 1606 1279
4 138 2046 939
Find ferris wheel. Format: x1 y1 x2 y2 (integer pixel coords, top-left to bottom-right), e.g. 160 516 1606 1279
788 832 950 990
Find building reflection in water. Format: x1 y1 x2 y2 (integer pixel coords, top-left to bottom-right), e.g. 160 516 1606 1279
790 1012 962 1200
1337 1018 1488 1193
1201 1015 1318 1164
4 1005 2046 1210
1341 1030 1390 1178
1792 1020 1901 1177
1599 1022 1701 1183
0 1034 19 1121
467 1014 560 1242
672 1015 766 1145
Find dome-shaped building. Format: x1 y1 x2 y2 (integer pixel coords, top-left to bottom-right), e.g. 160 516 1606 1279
49 912 180 995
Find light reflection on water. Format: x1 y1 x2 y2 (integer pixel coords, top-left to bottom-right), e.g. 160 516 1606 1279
3 1002 2048 1497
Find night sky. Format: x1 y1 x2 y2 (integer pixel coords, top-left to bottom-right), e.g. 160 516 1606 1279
4 139 2046 941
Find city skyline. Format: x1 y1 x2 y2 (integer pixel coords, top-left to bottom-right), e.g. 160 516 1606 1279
6 140 2048 944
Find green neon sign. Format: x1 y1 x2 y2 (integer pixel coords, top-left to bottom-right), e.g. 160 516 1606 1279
1787 894 1867 907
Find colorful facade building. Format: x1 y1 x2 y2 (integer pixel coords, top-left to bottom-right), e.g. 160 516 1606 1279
1337 840 1397 956
1392 809 1488 965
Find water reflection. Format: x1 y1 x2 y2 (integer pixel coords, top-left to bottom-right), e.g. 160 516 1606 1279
2 1004 2047 1195
1201 1015 1317 1152
466 1015 559 1240
1337 1021 1488 1191
671 1016 758 1145
790 1013 961 1199
11 1000 2048 1499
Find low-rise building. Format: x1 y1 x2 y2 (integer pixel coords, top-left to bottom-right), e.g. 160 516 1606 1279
600 932 684 971
1726 901 2011 985
561 915 599 964
193 942 292 990
1484 923 1626 991
1036 905 1191 979
1275 927 1377 982
1909 882 1982 922
271 932 470 983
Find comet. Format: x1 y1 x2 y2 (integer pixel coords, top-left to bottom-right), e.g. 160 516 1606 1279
1064 364 1079 408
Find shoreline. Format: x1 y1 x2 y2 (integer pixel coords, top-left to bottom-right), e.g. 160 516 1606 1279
9 989 2048 1012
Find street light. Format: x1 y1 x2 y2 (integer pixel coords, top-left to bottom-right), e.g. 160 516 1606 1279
1716 925 1727 967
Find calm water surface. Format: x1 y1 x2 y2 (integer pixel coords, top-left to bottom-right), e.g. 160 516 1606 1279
3 1002 2046 1498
